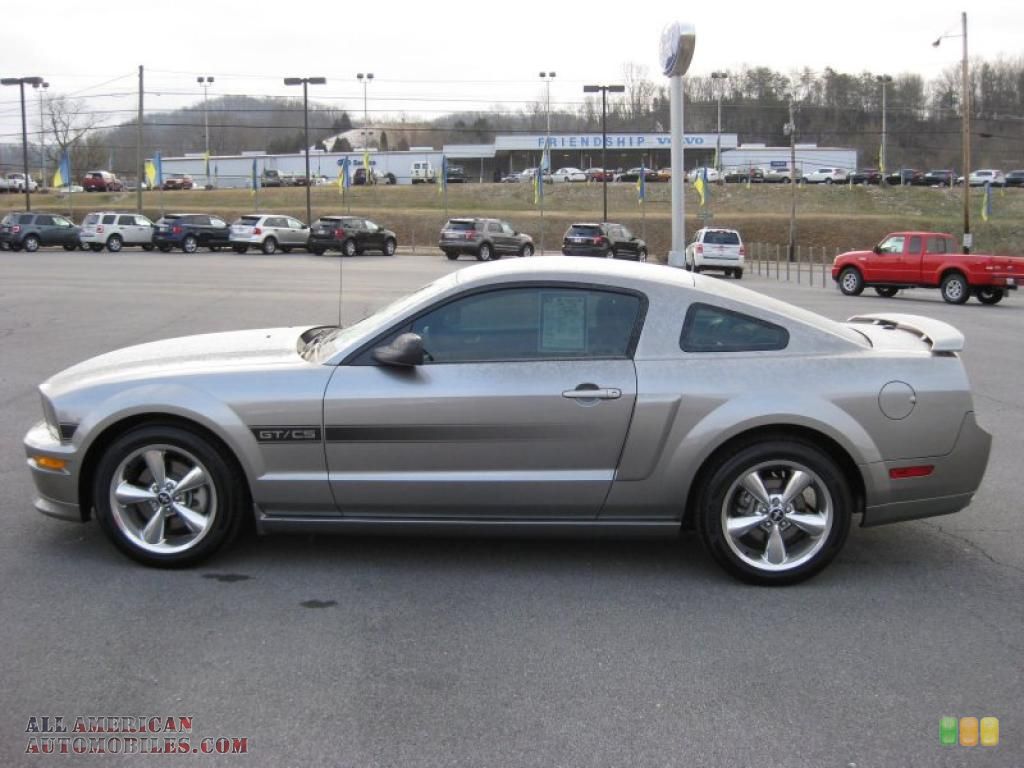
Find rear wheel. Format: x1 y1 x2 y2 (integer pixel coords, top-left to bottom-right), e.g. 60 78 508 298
233 245 248 254
940 272 969 304
735 269 744 280
697 438 852 585
63 244 78 251
142 244 154 252
182 235 198 254
976 288 1004 305
838 267 864 296
88 243 104 252
23 235 40 253
477 243 492 261
106 235 123 253
343 238 357 257
262 237 278 255
157 244 172 253
92 424 245 568
444 251 458 261
874 286 899 298
638 248 648 263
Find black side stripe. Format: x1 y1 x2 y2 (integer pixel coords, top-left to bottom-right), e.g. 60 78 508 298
324 425 577 443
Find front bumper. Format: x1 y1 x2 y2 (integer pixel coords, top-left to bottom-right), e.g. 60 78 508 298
23 421 83 522
861 411 992 527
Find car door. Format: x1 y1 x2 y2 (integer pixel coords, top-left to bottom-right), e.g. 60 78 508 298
870 235 906 282
134 215 154 244
485 220 510 254
362 220 384 252
117 214 140 244
617 226 639 258
51 215 77 246
322 285 643 519
284 217 308 247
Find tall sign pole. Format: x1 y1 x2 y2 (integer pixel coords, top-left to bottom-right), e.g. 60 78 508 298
661 23 696 268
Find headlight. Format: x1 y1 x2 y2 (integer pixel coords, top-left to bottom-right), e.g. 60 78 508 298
40 393 60 441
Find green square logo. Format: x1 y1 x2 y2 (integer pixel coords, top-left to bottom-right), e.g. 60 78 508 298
940 717 959 746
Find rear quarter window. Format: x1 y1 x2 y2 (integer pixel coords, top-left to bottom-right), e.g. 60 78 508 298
681 303 789 353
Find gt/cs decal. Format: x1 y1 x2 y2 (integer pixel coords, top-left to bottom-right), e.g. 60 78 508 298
251 426 322 443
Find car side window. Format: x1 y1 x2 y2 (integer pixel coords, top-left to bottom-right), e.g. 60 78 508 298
53 216 72 227
17 214 35 225
35 215 55 226
908 236 922 255
926 236 950 254
877 236 904 254
136 216 152 227
501 222 514 235
190 215 211 226
103 214 117 225
365 221 379 233
396 287 642 364
680 303 789 353
210 218 226 228
118 215 135 226
287 218 305 229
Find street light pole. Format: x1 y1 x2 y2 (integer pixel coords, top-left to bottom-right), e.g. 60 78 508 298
786 95 797 262
284 76 327 224
933 12 971 252
540 72 555 253
32 80 49 188
197 76 214 186
583 83 624 222
2 76 44 211
710 71 728 177
357 73 374 150
875 75 892 179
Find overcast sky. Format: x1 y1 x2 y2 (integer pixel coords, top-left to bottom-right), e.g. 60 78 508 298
2 0 1021 142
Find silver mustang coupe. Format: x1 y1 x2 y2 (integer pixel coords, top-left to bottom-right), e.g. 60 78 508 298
24 257 990 584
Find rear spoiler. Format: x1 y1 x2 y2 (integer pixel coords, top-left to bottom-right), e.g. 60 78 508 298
847 313 964 353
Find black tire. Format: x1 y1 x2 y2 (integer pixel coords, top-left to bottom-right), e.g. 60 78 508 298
262 237 278 255
696 437 853 585
182 235 198 254
280 246 292 254
210 246 222 252
782 177 791 184
824 178 833 185
383 238 397 256
310 246 325 255
638 249 648 263
233 245 248 254
976 288 1004 305
92 424 246 568
106 235 123 253
157 244 172 253
23 235 40 253
142 244 154 252
342 238 357 257
838 267 864 296
63 244 78 251
477 243 492 261
735 269 744 280
940 272 970 304
874 286 899 298
444 251 459 261
520 243 534 258
88 243 104 252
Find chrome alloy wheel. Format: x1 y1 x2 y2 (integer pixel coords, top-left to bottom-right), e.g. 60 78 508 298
720 460 833 572
109 444 218 555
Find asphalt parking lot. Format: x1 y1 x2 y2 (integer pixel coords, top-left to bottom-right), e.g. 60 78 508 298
1 249 1021 766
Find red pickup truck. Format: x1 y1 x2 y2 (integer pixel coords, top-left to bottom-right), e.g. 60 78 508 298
832 231 1021 304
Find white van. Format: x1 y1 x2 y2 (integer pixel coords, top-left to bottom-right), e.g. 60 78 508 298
410 161 436 184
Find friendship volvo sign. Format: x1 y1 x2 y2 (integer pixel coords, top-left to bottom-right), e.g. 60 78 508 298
494 134 737 151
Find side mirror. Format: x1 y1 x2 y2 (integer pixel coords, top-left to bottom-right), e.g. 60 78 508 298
872 245 882 255
373 333 425 368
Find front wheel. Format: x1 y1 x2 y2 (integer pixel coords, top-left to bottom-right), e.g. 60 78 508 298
697 438 852 585
383 238 397 256
182 235 198 254
976 288 1004 305
838 267 864 296
874 286 899 298
940 273 970 304
92 424 246 567
520 243 534 258
735 269 744 280
638 249 648 263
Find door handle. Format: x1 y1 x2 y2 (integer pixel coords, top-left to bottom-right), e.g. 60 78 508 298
562 387 621 400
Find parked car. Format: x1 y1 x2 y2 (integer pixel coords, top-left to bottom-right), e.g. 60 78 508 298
832 231 1022 304
79 212 155 252
445 164 467 183
684 228 745 278
309 216 397 256
376 171 397 185
884 168 923 186
1004 170 1024 188
802 167 849 184
439 218 534 261
229 214 310 255
519 168 552 183
162 174 194 191
551 167 587 183
81 171 123 192
410 161 436 184
0 176 12 193
152 213 230 253
22 257 994 584
849 168 882 185
617 168 662 183
762 167 796 183
260 170 284 187
561 222 647 261
584 168 614 182
500 172 521 183
6 173 40 193
685 167 721 183
0 212 80 251
920 169 956 187
967 169 1005 187
724 168 762 183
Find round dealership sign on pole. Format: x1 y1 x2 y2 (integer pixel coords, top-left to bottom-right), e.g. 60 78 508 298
662 22 696 268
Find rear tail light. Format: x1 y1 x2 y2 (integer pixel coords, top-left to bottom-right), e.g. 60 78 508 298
253 227 262 235
466 230 477 239
739 246 746 256
695 244 704 254
11 225 20 234
334 228 346 238
172 225 182 235
595 236 607 246
890 465 934 480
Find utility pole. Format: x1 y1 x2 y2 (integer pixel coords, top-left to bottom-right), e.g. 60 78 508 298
711 71 728 178
32 80 49 188
137 66 144 212
786 96 797 262
540 71 555 253
583 83 625 223
960 12 971 253
197 76 214 188
876 75 892 183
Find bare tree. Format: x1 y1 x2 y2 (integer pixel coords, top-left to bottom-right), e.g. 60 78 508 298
45 94 106 176
622 62 656 122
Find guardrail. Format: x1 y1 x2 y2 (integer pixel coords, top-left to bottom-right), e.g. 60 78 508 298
746 243 848 289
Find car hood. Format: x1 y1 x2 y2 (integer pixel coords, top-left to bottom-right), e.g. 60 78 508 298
42 327 309 397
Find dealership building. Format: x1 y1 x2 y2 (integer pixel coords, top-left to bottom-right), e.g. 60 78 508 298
154 132 856 187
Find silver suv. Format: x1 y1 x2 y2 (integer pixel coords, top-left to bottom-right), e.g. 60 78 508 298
229 214 310 254
79 212 156 252
439 218 534 261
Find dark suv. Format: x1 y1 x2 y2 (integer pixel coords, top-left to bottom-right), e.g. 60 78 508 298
0 212 80 252
152 213 231 253
439 218 534 261
309 216 397 256
922 169 957 187
561 222 648 261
